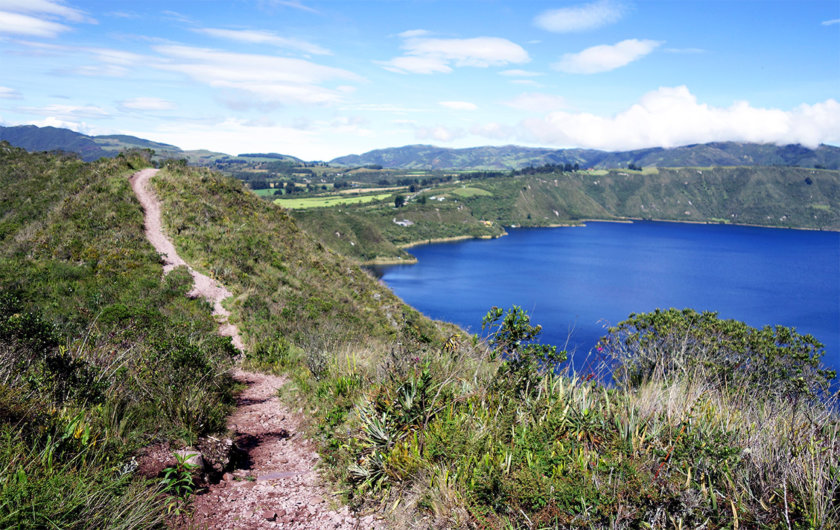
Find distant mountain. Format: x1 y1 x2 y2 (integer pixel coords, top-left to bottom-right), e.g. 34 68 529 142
237 152 305 165
330 142 840 170
0 125 230 164
0 125 109 161
4 124 838 170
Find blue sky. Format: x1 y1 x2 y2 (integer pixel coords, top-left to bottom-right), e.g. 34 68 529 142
1 0 838 159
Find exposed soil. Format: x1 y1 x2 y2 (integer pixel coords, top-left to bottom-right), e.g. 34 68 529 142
129 169 380 529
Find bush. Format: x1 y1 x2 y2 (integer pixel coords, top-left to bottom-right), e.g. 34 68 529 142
600 308 836 399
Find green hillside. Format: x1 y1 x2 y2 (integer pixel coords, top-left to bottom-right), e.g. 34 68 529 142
331 142 840 170
2 145 838 528
0 144 237 527
290 166 840 263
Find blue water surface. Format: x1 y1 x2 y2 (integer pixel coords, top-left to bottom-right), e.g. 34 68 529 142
374 222 840 374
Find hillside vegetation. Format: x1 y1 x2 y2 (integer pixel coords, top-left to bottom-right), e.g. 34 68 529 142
0 145 237 527
149 163 839 528
331 142 840 170
2 147 838 528
292 166 840 263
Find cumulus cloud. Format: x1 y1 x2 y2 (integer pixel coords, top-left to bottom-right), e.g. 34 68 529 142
554 39 662 74
151 44 362 106
118 97 176 111
439 101 478 111
534 0 624 33
518 86 840 150
194 28 331 55
0 86 22 99
381 34 529 74
504 93 567 112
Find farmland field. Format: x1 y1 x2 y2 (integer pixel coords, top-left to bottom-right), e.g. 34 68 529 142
273 192 392 209
449 186 492 197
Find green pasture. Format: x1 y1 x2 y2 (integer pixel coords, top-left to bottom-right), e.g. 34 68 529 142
274 192 392 209
450 186 493 197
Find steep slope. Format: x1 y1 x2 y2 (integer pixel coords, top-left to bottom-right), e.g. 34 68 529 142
150 164 430 353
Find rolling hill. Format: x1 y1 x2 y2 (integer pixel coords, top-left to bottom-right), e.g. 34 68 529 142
3 124 838 170
331 142 840 170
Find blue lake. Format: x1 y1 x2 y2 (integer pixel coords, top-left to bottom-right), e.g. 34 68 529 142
374 222 840 374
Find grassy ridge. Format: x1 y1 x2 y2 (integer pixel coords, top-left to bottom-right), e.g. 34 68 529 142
0 145 237 527
291 167 840 263
150 165 436 355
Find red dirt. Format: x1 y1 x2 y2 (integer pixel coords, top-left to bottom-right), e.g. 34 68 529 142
129 169 381 529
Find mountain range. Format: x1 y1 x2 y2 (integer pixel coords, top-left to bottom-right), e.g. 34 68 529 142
330 142 840 170
2 124 838 170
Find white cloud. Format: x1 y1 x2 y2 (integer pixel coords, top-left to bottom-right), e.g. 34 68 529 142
554 39 662 74
382 35 529 74
500 69 543 77
30 116 95 134
381 55 451 74
195 28 330 55
398 29 430 38
151 45 362 105
0 0 92 23
505 93 567 112
822 18 840 26
0 86 21 99
0 0 94 37
259 0 318 14
518 86 840 150
470 122 514 140
20 104 110 120
534 0 624 33
0 11 69 37
439 101 478 111
119 97 176 111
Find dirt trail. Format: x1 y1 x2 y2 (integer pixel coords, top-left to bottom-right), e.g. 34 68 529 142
129 169 379 529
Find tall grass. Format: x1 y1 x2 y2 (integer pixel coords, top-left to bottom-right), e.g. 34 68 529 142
0 146 238 527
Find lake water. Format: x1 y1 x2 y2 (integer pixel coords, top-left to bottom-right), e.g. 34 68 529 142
374 222 840 374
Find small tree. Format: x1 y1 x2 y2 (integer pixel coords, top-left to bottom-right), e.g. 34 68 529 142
394 195 405 208
482 306 566 395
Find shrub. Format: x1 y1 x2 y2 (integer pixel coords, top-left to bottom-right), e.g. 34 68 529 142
600 308 836 399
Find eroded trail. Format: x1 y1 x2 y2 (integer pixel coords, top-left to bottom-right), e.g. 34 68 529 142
129 169 378 529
